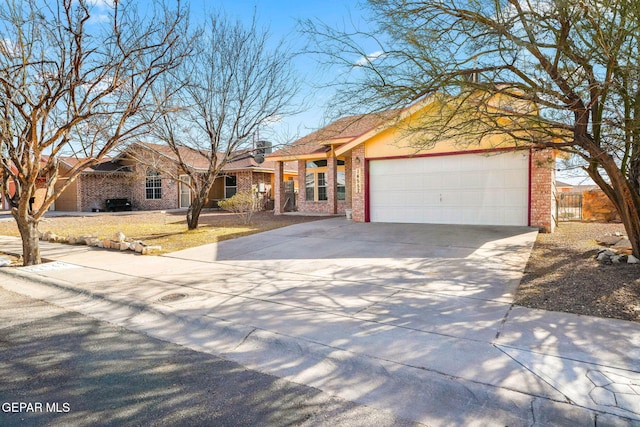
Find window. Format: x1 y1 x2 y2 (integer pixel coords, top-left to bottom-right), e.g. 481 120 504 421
305 173 315 201
145 170 162 200
306 172 328 201
225 175 237 198
317 172 327 201
337 171 345 201
305 159 345 202
306 160 327 168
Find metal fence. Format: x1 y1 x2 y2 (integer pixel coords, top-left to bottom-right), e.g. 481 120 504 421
556 193 583 221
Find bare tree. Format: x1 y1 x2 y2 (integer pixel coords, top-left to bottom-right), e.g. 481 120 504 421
304 0 640 256
145 13 300 230
0 0 188 265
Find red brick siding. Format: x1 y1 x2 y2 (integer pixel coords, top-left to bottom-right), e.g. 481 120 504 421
132 164 180 211
296 158 347 215
274 162 285 214
296 160 327 213
530 148 556 232
351 146 366 222
78 173 134 212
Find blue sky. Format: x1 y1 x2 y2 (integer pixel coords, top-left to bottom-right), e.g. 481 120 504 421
187 0 371 140
85 0 370 139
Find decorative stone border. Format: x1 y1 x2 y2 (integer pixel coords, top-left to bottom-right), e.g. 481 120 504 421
40 231 161 255
595 233 638 264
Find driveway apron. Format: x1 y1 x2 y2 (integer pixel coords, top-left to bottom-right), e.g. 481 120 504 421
1 218 639 426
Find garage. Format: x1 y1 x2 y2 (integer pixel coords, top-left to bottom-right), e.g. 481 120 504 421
368 151 530 226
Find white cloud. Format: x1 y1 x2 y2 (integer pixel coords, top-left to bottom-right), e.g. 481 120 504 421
354 50 385 66
0 38 19 57
88 13 110 24
84 0 115 8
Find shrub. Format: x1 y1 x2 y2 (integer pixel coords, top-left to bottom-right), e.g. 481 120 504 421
218 191 257 224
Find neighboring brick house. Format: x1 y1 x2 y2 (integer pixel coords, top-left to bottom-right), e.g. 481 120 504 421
268 96 559 232
53 157 134 212
53 143 297 212
0 163 18 211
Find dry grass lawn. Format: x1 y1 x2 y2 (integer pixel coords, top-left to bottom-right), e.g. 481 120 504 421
0 210 325 254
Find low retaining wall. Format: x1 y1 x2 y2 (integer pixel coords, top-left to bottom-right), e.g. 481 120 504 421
582 190 620 222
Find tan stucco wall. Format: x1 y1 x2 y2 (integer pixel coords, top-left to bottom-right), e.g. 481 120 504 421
54 178 78 211
362 97 534 159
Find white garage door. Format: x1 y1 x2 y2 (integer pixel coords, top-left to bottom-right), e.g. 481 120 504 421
369 151 529 225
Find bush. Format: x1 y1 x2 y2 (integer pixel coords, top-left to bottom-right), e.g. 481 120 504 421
218 191 257 224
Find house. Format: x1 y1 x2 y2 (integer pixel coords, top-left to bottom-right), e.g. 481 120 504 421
555 180 598 194
0 164 18 211
555 180 574 194
52 157 134 212
52 143 298 212
1 159 49 213
268 95 558 232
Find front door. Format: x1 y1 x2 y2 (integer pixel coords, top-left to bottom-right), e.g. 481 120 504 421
179 175 191 209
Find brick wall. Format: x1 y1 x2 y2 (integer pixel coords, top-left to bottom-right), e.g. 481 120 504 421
131 162 180 211
78 173 134 212
296 158 348 214
273 162 284 214
351 146 366 222
296 160 325 213
530 148 556 232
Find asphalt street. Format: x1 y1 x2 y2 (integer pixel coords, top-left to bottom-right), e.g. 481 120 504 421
0 286 420 427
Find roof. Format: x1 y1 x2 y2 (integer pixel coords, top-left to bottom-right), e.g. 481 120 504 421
123 142 296 174
129 142 212 170
269 110 402 159
59 157 132 173
555 180 573 188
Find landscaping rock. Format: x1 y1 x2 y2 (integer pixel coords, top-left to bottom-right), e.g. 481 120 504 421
142 245 161 255
113 231 126 243
596 235 624 246
612 238 633 255
87 237 100 246
0 257 10 267
628 255 639 264
597 249 616 262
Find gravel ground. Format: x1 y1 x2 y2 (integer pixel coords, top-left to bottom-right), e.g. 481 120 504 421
516 222 640 322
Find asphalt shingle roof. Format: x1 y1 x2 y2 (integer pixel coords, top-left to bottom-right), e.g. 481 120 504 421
270 110 401 158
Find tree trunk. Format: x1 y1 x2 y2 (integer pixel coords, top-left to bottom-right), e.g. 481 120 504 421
589 153 640 258
186 197 205 230
13 211 41 266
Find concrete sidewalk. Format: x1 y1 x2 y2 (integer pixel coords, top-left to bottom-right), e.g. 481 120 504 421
1 219 639 426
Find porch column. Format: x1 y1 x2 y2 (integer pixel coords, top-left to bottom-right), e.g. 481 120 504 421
273 161 285 215
530 148 556 233
351 145 366 222
327 156 337 214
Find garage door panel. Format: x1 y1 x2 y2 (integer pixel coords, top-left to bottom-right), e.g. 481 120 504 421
369 152 529 226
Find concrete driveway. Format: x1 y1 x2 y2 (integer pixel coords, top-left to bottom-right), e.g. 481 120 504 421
1 218 639 426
